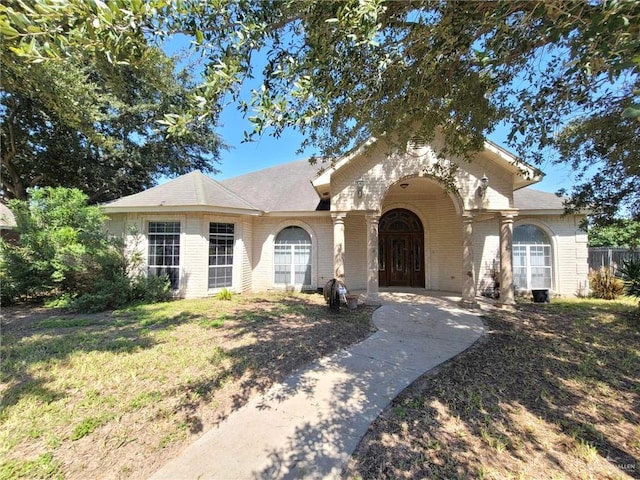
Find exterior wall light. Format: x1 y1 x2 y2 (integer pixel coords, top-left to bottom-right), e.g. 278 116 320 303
356 179 365 198
479 174 489 197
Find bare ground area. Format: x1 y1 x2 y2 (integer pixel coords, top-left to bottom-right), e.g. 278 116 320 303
344 299 640 480
0 293 375 480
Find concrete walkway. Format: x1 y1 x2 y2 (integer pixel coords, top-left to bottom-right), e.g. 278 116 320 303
149 295 485 480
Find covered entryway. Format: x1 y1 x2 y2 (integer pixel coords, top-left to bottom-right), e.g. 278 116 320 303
378 208 425 288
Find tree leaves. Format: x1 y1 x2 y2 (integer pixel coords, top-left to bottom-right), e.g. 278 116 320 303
1 41 223 202
2 0 639 220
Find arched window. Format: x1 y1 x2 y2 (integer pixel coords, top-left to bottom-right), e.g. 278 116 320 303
513 224 552 290
274 226 312 286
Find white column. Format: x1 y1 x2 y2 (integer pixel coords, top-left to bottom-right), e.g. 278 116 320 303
332 213 346 281
499 213 516 305
365 213 380 302
461 214 477 305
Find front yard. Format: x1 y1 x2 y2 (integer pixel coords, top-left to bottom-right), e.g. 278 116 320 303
2 294 639 480
0 293 374 480
345 298 640 479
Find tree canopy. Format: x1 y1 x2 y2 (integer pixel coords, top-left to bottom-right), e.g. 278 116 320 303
1 7 223 202
1 1 638 221
588 220 640 248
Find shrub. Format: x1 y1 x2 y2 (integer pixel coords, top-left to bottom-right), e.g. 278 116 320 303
588 267 625 300
68 276 132 313
67 274 172 313
130 274 172 303
1 188 113 302
618 258 640 302
216 288 233 301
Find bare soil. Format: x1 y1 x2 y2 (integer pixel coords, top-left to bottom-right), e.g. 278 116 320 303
344 301 640 479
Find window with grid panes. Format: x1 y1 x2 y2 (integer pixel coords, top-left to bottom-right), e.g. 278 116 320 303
148 221 180 289
513 224 552 290
209 223 234 288
274 226 312 286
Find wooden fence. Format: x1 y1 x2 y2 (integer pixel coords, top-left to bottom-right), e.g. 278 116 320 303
588 248 640 270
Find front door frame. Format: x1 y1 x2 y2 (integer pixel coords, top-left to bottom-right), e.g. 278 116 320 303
378 208 425 288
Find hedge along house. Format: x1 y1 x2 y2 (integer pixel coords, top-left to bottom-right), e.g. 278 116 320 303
102 138 589 304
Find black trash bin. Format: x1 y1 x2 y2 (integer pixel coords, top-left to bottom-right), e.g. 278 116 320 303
532 289 550 303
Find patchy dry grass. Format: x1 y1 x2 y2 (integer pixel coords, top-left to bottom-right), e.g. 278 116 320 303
345 297 640 480
0 293 375 480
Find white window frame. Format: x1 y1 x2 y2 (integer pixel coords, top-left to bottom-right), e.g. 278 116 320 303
208 222 234 289
147 221 181 290
513 224 553 291
513 244 552 290
273 226 313 288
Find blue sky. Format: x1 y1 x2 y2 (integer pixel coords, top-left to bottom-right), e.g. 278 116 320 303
165 35 578 195
213 105 579 195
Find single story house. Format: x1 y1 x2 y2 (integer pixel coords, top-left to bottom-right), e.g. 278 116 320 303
102 138 589 304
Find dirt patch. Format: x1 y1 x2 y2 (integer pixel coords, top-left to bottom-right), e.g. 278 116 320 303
344 300 640 479
0 293 376 479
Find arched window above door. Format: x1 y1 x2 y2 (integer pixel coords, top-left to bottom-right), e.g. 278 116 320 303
379 209 423 233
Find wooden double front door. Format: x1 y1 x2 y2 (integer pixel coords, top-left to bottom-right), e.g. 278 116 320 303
378 209 425 288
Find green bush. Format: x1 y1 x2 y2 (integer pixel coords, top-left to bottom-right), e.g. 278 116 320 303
588 267 625 300
618 258 640 301
130 274 172 303
1 188 174 312
67 276 131 313
215 287 233 301
66 274 172 313
1 188 113 303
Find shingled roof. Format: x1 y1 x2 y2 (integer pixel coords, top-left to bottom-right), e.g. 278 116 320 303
514 188 565 212
101 159 566 215
102 171 260 214
220 159 330 212
220 158 562 214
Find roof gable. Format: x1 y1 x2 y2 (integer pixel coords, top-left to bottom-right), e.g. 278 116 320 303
312 138 543 194
102 171 260 214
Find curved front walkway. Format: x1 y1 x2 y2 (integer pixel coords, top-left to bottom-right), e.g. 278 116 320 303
149 297 484 480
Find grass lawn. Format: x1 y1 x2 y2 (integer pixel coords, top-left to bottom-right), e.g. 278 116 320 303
345 297 640 479
0 292 375 480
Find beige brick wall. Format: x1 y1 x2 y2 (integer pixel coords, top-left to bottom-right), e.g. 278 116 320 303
339 192 464 292
106 207 587 299
472 217 501 296
331 141 512 214
471 214 589 298
344 215 367 288
240 217 253 293
110 212 252 299
515 214 589 297
104 214 126 238
250 215 333 292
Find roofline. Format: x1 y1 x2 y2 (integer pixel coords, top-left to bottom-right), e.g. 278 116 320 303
517 209 590 216
207 176 262 211
517 209 566 216
312 137 545 194
101 205 262 216
482 140 544 188
312 137 378 192
262 210 331 217
100 171 261 212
